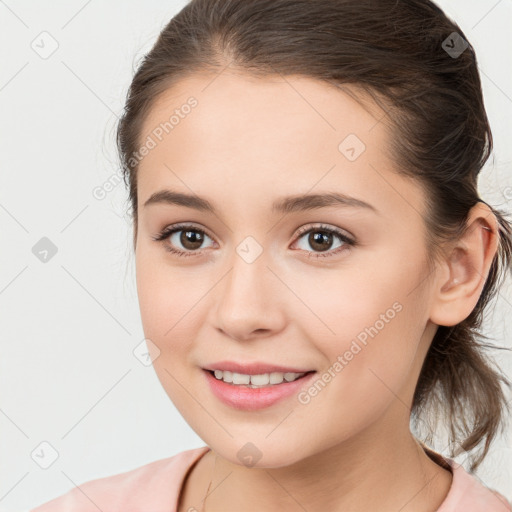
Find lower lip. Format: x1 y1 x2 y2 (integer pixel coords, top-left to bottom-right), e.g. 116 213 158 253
203 369 316 411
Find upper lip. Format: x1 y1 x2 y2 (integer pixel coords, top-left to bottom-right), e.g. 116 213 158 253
203 361 315 375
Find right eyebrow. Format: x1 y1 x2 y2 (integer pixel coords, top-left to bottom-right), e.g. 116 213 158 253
143 189 214 212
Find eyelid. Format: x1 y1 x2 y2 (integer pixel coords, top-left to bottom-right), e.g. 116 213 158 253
153 222 215 242
294 222 354 241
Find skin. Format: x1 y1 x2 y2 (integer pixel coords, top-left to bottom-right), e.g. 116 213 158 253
133 70 498 512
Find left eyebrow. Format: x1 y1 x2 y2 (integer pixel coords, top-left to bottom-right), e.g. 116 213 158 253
142 189 378 215
272 192 378 215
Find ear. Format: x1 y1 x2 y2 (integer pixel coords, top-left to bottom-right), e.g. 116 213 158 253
429 202 499 327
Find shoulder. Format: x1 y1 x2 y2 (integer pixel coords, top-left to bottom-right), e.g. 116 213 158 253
29 446 210 512
438 458 512 512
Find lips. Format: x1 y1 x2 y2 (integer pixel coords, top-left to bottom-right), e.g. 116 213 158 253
202 360 315 375
203 368 317 410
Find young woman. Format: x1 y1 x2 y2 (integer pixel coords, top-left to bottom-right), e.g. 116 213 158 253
31 0 512 510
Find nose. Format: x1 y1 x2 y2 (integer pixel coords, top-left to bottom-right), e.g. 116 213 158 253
213 247 286 342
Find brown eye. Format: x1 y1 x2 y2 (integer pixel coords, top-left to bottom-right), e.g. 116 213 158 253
177 229 205 251
152 224 215 256
305 231 335 252
293 224 355 258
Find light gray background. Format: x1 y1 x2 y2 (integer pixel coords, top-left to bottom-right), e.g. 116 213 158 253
1 1 511 510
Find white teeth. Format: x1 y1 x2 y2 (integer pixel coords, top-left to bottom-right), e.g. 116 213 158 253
232 372 250 385
212 370 307 387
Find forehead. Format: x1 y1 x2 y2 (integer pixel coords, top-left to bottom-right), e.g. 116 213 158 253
137 71 426 222
141 71 385 155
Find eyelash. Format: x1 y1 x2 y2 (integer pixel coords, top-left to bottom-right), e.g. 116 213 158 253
151 222 356 259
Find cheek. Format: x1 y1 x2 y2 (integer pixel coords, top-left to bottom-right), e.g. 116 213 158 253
135 253 200 408
296 304 422 447
136 245 186 310
299 256 425 385
135 250 196 352
291 266 407 344
135 256 167 338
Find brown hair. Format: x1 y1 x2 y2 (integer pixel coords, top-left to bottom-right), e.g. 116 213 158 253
116 0 512 471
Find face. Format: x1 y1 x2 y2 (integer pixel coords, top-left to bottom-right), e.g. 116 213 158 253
134 71 438 468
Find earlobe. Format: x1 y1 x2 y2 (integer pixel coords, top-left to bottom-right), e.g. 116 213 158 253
429 202 499 327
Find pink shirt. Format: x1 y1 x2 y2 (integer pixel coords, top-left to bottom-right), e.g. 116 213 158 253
30 445 511 511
